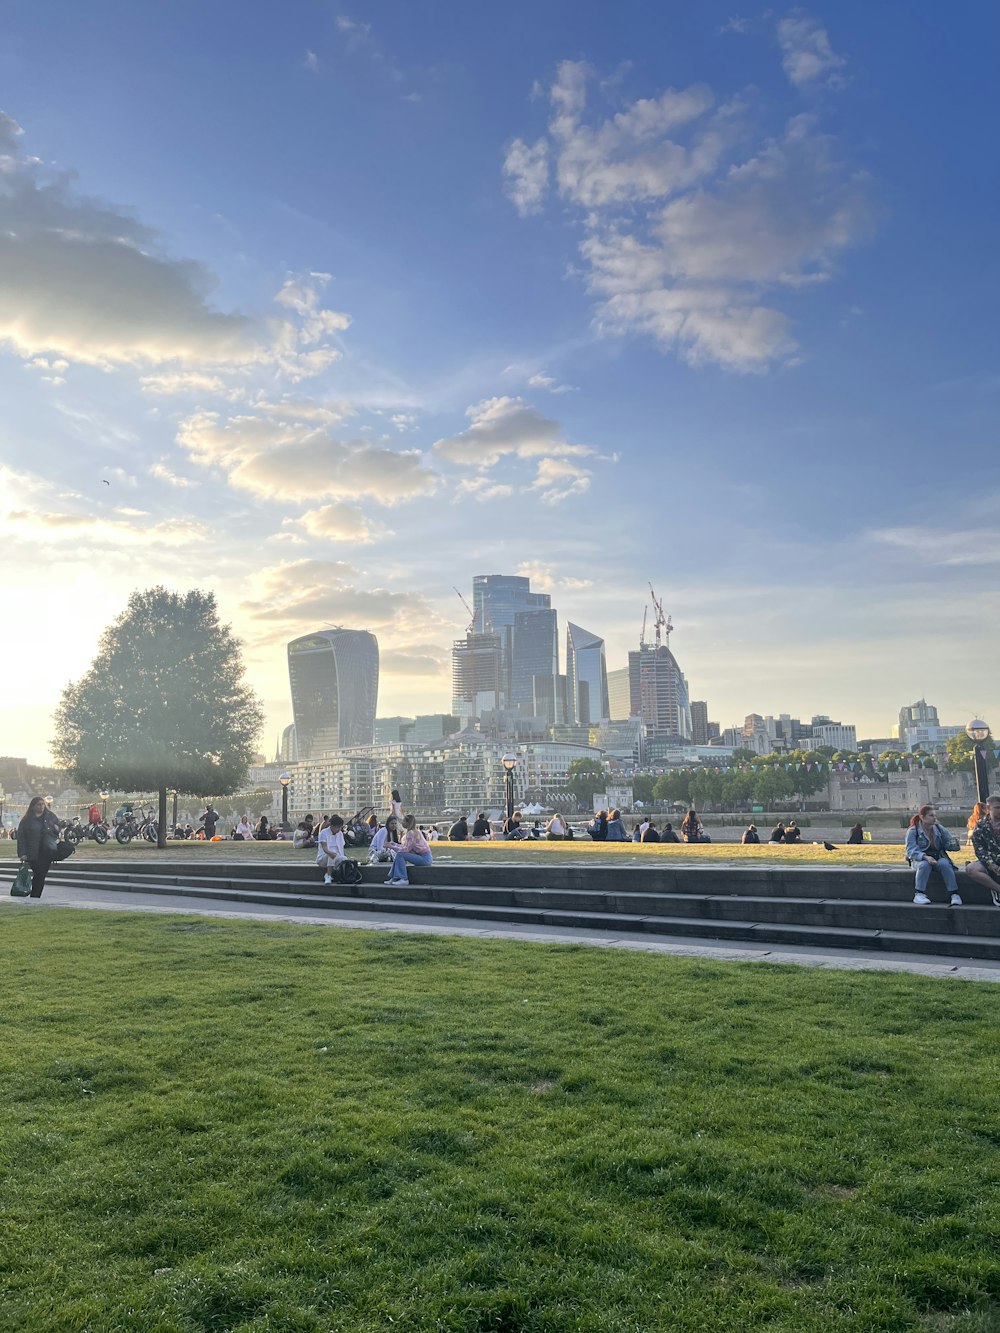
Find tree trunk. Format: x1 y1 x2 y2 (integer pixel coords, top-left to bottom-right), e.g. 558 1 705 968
158 785 168 850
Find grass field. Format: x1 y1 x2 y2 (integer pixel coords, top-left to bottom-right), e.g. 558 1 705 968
39 837 908 869
2 909 998 1331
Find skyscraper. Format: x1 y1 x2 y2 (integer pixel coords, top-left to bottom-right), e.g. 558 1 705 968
628 643 692 740
451 630 503 720
607 666 632 720
511 607 558 718
472 574 552 704
287 628 379 759
691 700 709 745
565 622 610 725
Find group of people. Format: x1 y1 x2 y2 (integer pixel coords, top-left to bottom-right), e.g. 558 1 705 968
741 819 803 845
315 806 433 888
905 798 1000 907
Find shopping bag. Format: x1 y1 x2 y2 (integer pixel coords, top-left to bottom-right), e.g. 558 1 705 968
11 863 33 897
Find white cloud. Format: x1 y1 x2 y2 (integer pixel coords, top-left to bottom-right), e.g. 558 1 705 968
531 456 591 504
777 12 847 89
139 371 229 396
870 526 1000 567
5 510 206 547
527 371 577 394
390 412 417 431
432 396 595 468
176 410 440 505
149 460 196 488
381 650 447 677
0 113 258 369
502 137 549 216
503 56 872 370
241 558 445 637
296 503 390 544
455 476 515 502
304 50 320 73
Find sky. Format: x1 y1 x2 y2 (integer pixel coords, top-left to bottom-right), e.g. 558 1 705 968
2 0 998 764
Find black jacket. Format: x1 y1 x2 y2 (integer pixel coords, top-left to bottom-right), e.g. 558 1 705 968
449 819 469 841
17 810 61 861
472 818 491 837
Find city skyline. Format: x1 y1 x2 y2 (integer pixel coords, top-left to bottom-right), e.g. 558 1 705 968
1 1 998 765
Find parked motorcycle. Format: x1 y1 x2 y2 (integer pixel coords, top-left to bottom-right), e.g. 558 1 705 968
64 816 110 846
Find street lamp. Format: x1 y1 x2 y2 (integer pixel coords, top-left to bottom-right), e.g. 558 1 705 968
279 772 292 830
501 753 517 825
100 791 108 822
966 719 991 803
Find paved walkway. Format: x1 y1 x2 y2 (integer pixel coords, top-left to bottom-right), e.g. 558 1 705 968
5 882 999 983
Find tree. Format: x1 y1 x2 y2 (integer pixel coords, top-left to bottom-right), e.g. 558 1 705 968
53 588 263 848
631 774 656 805
944 731 989 772
567 758 606 808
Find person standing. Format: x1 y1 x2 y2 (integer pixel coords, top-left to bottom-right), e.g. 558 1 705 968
201 803 219 839
390 788 404 824
905 805 962 906
386 814 433 886
16 796 61 898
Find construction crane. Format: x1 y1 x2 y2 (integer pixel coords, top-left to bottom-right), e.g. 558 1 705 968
453 586 476 634
648 582 672 649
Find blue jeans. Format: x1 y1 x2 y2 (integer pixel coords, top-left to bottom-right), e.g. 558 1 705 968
914 857 958 898
389 849 432 883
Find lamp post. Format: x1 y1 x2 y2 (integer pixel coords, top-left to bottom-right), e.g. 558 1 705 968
100 791 108 822
171 789 178 833
279 772 292 830
966 719 991 803
501 753 517 826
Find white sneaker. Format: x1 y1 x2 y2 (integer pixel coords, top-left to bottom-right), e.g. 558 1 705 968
913 891 931 905
323 874 332 885
950 892 963 907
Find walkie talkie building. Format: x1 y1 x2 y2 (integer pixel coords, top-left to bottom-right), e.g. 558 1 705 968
287 628 379 759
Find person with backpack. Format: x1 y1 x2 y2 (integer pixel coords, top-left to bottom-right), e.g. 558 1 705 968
318 814 350 885
386 814 433 886
741 824 760 845
905 804 962 906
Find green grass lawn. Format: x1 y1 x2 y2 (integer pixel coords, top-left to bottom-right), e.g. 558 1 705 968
50 837 907 868
2 910 998 1332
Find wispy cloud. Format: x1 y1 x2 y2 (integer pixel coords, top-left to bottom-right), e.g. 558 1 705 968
777 11 847 89
503 49 872 370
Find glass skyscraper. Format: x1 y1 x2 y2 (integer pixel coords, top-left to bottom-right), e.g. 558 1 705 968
472 574 554 712
565 622 610 726
287 628 379 759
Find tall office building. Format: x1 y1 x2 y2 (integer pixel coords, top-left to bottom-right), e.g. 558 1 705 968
451 630 503 720
565 622 610 726
279 723 298 763
691 700 709 746
607 666 632 720
898 699 938 740
511 607 559 719
628 643 692 740
472 574 552 704
287 628 379 759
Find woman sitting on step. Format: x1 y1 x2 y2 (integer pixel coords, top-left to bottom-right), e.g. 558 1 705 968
904 805 962 906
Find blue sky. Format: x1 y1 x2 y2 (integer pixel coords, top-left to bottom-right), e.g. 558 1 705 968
1 0 998 762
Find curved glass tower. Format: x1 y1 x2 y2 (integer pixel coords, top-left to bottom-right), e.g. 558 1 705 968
287 628 379 758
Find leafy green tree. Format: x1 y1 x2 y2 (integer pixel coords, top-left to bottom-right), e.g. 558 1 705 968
567 758 607 808
730 748 756 764
944 731 989 772
631 774 656 805
53 588 263 848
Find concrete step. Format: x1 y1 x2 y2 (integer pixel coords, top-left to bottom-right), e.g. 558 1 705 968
32 872 1000 961
2 857 968 904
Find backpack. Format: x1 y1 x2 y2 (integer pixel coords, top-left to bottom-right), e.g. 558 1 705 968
332 858 363 886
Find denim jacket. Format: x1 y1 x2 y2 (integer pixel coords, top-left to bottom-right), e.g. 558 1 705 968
904 823 958 864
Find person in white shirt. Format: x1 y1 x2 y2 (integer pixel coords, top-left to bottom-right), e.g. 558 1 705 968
546 813 567 840
235 815 253 840
317 815 346 885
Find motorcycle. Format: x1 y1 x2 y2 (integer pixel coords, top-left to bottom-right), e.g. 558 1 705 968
64 816 110 846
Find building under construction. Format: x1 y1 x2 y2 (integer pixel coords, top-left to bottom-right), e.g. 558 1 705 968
627 586 692 741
